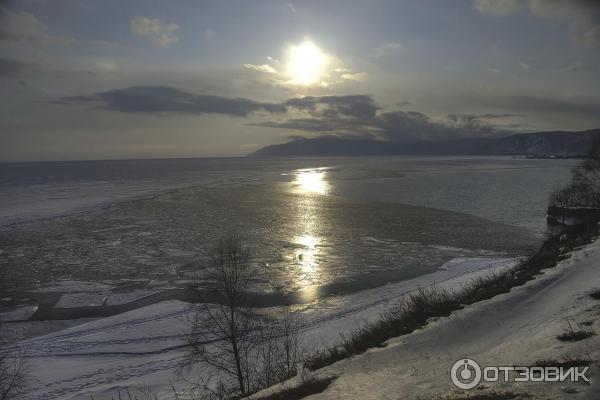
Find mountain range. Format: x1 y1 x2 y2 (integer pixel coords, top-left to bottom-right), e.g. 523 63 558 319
251 129 600 158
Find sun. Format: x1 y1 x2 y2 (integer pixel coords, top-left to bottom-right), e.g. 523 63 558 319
286 41 328 85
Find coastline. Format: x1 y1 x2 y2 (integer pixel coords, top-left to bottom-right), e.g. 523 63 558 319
0 156 578 398
251 224 600 400
9 256 519 399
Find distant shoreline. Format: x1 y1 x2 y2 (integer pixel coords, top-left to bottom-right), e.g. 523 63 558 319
252 129 600 158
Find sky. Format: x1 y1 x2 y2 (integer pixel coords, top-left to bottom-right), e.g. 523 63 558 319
1 0 600 161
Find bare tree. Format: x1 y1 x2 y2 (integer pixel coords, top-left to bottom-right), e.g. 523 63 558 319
550 186 577 224
185 233 257 395
274 306 304 381
254 319 282 389
183 234 305 397
570 135 600 208
0 272 29 400
254 306 304 387
0 341 29 400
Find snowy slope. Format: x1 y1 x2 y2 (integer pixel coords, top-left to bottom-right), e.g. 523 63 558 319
258 239 600 399
15 257 518 399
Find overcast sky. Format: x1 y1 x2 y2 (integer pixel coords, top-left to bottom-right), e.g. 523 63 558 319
1 0 600 161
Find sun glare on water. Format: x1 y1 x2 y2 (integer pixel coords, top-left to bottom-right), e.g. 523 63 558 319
286 41 328 85
295 233 320 284
295 169 330 194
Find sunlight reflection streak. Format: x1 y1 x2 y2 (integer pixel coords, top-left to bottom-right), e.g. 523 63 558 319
295 169 330 195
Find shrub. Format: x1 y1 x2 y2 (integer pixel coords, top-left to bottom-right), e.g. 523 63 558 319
304 223 599 371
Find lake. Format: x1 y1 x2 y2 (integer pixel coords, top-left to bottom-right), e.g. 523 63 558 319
0 156 576 307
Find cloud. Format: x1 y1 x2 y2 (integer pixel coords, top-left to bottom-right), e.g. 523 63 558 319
242 40 367 89
376 110 434 140
0 57 35 78
0 5 76 45
371 42 403 58
445 113 516 132
519 61 531 69
252 95 514 141
242 57 367 89
252 118 376 134
243 64 277 73
284 2 296 12
130 16 179 46
285 95 380 119
341 72 367 81
0 56 95 80
475 0 600 45
59 87 598 141
562 63 581 72
59 89 379 129
376 111 516 141
60 85 287 117
253 108 514 141
53 88 548 145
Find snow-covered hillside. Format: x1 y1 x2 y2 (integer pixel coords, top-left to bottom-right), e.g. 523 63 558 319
253 239 600 399
13 237 600 399
11 257 518 399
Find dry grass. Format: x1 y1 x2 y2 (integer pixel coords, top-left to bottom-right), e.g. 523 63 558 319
253 377 336 400
435 391 531 400
304 223 599 371
557 329 595 342
533 355 592 368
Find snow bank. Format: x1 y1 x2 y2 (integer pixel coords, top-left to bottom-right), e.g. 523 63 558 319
284 239 600 400
17 256 517 399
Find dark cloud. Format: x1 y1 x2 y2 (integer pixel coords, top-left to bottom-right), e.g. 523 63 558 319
445 113 511 133
376 111 515 141
376 111 431 140
61 85 287 117
249 94 381 137
0 57 99 80
477 113 524 119
254 119 350 132
61 86 599 141
284 95 379 120
0 5 44 42
0 5 76 45
254 97 514 141
252 115 377 135
61 88 381 129
0 57 34 78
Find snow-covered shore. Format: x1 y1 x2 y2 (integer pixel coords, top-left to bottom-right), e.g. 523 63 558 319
15 233 600 399
253 238 600 399
11 256 518 399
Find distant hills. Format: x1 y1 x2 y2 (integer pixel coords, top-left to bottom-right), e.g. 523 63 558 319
251 129 600 158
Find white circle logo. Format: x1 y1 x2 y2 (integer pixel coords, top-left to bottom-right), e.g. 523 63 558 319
451 358 482 389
